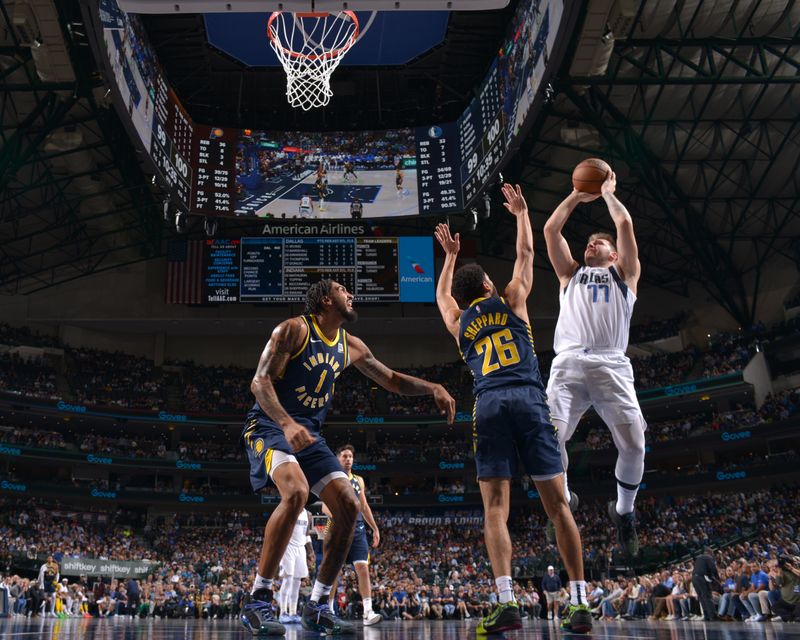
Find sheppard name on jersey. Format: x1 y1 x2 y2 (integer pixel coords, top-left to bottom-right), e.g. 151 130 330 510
462 312 509 341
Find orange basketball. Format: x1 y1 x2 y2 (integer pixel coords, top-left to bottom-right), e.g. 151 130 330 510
572 158 611 194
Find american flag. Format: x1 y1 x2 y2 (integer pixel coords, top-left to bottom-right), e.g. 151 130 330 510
165 240 205 304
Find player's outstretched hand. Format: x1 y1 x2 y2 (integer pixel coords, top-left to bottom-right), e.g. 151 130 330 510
371 528 381 549
434 223 460 256
570 189 602 203
601 171 617 197
501 183 528 217
433 384 456 424
284 421 316 452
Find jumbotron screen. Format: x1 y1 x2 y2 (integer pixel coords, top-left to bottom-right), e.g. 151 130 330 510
200 236 435 304
93 0 564 219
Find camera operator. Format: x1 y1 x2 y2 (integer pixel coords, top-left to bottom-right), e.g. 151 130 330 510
772 555 800 622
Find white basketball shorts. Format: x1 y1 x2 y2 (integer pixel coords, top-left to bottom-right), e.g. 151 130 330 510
546 350 646 433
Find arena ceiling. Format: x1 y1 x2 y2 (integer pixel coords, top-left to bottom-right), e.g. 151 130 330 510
1 0 799 328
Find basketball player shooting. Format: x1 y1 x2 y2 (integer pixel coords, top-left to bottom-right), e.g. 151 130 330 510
433 184 592 635
542 170 645 559
240 280 456 635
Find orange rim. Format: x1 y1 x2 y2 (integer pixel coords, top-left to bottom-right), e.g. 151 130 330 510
267 11 360 62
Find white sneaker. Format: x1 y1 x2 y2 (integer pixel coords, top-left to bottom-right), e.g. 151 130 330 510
665 614 677 620
364 612 381 626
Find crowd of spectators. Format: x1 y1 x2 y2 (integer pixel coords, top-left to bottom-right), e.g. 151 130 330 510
3 320 800 421
0 323 62 349
1 485 797 622
1 383 797 470
629 313 687 345
69 349 166 410
0 352 59 401
581 385 800 452
0 425 67 450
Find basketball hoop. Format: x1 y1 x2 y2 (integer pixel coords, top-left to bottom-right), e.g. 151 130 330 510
267 11 360 111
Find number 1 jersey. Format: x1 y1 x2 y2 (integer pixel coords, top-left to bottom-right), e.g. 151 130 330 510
553 265 635 354
458 296 545 395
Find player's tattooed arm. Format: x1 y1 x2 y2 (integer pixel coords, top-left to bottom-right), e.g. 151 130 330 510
348 335 456 423
251 318 316 450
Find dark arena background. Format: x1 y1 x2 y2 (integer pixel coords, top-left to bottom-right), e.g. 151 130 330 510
1 0 800 639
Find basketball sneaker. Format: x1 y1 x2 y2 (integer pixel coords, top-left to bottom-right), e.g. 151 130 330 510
240 591 285 636
476 602 523 635
364 611 382 626
545 491 579 545
607 500 639 557
301 600 355 635
561 604 593 634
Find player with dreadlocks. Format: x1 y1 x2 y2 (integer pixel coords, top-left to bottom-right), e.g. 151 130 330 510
240 279 456 636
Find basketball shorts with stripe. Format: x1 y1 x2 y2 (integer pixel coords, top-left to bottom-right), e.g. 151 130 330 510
242 412 346 497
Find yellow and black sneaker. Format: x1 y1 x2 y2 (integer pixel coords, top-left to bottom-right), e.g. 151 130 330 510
476 602 523 635
560 604 593 634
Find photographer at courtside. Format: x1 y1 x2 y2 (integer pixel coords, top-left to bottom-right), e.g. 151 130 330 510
772 555 800 622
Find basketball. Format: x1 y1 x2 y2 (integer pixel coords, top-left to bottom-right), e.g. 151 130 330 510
572 158 611 194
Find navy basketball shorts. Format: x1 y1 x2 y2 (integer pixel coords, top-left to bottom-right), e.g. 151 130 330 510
473 385 563 480
242 412 347 497
346 523 370 565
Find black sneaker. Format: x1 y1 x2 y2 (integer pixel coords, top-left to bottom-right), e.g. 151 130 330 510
607 500 639 557
476 602 523 634
240 591 285 636
545 491 579 545
561 604 593 634
301 601 355 635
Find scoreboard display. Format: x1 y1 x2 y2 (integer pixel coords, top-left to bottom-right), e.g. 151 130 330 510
203 237 435 304
94 0 564 219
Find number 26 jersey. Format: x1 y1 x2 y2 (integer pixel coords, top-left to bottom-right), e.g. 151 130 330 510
458 296 545 396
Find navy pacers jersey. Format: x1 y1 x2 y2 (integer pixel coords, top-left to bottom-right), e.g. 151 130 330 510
250 315 348 434
459 296 544 395
349 473 365 525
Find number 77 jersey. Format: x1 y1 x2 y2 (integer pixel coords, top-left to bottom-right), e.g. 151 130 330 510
553 265 636 355
458 296 546 395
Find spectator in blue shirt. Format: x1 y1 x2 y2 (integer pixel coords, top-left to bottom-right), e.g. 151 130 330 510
741 561 769 620
541 565 562 620
718 566 739 619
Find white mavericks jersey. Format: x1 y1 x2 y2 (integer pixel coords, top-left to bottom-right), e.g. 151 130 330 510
288 509 310 548
300 196 312 209
553 265 635 354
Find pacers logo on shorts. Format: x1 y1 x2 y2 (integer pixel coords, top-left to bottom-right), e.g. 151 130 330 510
254 439 264 456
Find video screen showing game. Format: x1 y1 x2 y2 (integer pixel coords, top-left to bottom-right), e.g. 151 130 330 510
234 128 419 219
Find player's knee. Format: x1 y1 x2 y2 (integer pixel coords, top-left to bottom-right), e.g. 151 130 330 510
282 480 309 512
332 492 360 524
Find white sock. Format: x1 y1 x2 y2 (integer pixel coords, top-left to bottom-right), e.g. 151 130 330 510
495 576 515 604
363 597 373 618
563 474 571 503
251 575 273 595
569 580 587 606
615 482 639 515
289 577 302 616
311 581 332 604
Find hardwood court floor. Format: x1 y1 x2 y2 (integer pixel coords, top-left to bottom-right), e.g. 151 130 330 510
1 616 798 639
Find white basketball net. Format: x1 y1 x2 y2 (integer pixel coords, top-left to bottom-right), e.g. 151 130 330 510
267 11 359 111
